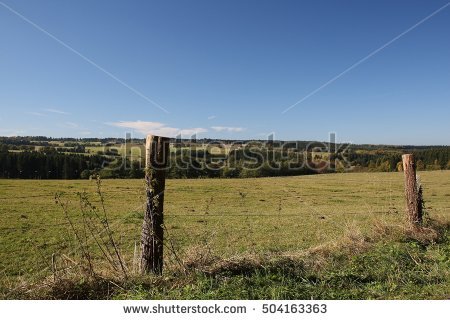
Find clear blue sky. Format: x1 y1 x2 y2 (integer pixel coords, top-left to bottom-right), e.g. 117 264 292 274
0 0 449 144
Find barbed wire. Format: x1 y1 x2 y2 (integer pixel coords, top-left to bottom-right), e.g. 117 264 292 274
0 211 343 233
0 194 54 200
0 177 399 285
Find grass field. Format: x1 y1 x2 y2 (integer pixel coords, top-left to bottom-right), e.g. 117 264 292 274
1 171 449 299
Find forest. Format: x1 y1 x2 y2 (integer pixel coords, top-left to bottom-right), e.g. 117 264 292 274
0 137 449 179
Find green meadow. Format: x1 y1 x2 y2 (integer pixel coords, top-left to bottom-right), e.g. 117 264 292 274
1 171 449 299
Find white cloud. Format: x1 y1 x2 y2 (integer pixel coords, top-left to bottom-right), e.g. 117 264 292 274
43 108 70 115
207 115 217 120
108 120 207 137
211 126 245 133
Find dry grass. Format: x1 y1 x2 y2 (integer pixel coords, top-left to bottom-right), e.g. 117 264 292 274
5 214 449 299
166 216 449 277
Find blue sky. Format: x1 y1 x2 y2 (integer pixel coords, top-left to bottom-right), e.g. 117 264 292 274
0 0 449 144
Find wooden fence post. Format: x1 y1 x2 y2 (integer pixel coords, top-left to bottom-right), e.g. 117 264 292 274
140 135 170 274
402 154 423 225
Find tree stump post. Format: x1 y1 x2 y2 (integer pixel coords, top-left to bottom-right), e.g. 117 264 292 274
402 154 423 225
140 135 170 274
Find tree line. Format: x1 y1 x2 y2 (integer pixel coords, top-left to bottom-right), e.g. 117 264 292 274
347 147 450 172
0 145 449 179
0 150 107 179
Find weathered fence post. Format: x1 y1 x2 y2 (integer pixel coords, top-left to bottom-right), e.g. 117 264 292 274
141 135 170 274
402 154 423 225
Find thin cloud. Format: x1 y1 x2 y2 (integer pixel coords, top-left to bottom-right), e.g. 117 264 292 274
0 129 26 136
207 115 217 120
211 126 245 133
178 128 207 136
25 111 46 116
108 120 207 137
64 122 79 128
43 108 70 115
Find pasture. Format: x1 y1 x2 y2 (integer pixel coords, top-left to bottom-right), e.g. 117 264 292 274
1 171 449 298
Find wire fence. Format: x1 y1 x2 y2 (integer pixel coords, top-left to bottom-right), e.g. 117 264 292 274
0 174 409 287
